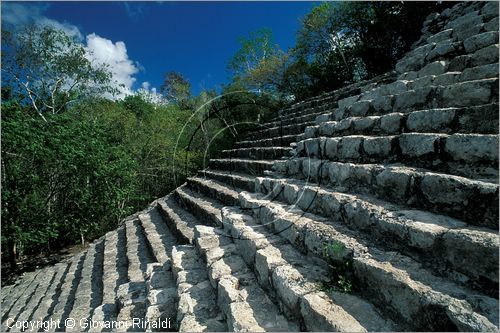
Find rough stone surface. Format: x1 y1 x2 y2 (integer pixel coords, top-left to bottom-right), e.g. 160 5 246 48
2 2 498 332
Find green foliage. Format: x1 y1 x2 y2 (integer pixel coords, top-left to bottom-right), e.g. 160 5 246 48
232 2 451 101
1 101 139 259
318 241 354 294
1 25 115 120
160 71 192 108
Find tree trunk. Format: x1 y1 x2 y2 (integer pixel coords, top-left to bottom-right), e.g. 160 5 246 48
8 238 17 270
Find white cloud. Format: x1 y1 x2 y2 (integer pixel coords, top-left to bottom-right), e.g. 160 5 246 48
2 2 83 41
138 81 168 106
85 33 139 98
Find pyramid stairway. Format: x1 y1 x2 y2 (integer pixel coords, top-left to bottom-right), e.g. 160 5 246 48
2 2 499 332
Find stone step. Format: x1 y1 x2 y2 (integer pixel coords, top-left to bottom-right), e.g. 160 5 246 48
1 271 41 326
174 185 223 227
89 229 128 330
310 104 499 137
235 134 298 149
187 176 240 206
397 10 498 74
253 176 499 292
274 157 499 228
143 263 177 332
137 209 179 330
157 194 197 244
10 264 64 332
193 225 301 331
209 158 274 176
49 252 86 329
221 207 396 332
171 245 227 331
125 218 156 282
239 191 499 331
269 101 337 123
244 121 316 141
221 146 292 160
329 78 498 124
198 170 255 192
294 133 499 181
24 263 71 331
66 240 105 332
3 267 57 332
115 219 157 331
139 208 177 269
261 110 332 129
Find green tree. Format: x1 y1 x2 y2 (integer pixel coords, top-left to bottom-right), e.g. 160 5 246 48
160 71 191 107
1 24 114 121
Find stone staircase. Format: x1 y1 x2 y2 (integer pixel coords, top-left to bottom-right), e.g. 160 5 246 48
1 2 498 332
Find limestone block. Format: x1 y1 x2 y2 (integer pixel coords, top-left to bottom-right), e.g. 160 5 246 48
406 108 456 132
461 63 499 81
338 95 359 110
375 167 413 200
471 44 499 67
363 136 395 158
352 116 377 132
464 31 499 53
484 17 499 31
348 100 371 117
338 136 363 160
395 44 435 73
380 113 403 134
481 1 499 21
448 55 472 71
441 79 495 107
399 133 441 157
324 137 340 159
444 134 499 163
427 29 454 43
371 95 393 112
418 60 449 77
433 72 461 86
394 86 433 111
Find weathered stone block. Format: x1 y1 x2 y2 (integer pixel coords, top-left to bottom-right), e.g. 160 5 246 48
441 79 495 107
371 95 393 112
380 113 403 134
399 133 441 157
328 162 353 185
484 17 499 32
418 61 449 77
348 100 371 117
427 29 454 43
471 44 499 67
375 167 413 200
461 63 499 82
395 44 435 73
338 136 363 160
324 137 340 159
352 116 377 132
433 72 461 86
464 31 499 53
338 95 359 110
406 108 456 132
448 55 472 71
394 87 433 111
363 136 395 158
444 134 499 163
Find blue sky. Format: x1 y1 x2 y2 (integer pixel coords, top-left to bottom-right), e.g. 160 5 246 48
2 1 316 96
